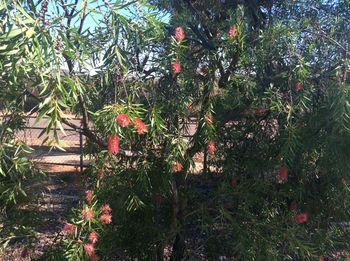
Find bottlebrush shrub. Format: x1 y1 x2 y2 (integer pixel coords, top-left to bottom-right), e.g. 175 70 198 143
3 0 350 260
203 176 350 260
79 150 176 259
62 104 189 259
205 81 350 259
91 104 149 147
62 199 113 261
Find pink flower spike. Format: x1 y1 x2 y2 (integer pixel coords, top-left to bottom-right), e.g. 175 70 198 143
99 213 112 224
277 166 288 182
207 140 216 154
295 212 308 224
88 230 99 244
82 207 95 220
133 118 148 134
171 60 181 74
84 243 95 255
116 113 130 127
295 82 303 92
173 162 183 172
175 26 185 41
229 25 238 38
62 223 76 234
107 135 119 154
100 203 112 214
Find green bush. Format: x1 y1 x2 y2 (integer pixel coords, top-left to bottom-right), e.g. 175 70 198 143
0 116 43 213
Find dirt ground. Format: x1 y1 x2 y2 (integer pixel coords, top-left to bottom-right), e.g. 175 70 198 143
0 165 82 261
0 151 207 261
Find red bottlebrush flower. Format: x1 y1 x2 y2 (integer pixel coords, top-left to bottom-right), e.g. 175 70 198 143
175 26 185 41
295 212 308 224
207 140 216 154
107 135 119 154
289 201 297 212
88 230 99 244
100 203 112 214
173 162 183 172
295 82 303 91
63 223 76 234
90 253 101 261
255 108 267 117
171 60 181 74
99 213 112 224
84 243 95 255
154 194 163 205
228 25 238 38
133 118 148 134
82 207 95 220
85 190 93 205
21 248 29 258
277 166 288 182
116 113 130 127
319 257 325 261
187 102 193 109
230 178 238 188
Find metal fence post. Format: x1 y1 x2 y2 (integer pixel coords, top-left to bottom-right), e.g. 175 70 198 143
203 145 208 174
79 130 83 173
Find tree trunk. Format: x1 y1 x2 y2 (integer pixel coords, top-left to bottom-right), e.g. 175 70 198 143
170 176 186 260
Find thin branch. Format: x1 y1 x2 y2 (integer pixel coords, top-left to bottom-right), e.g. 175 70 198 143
305 29 347 52
24 91 145 157
77 0 87 35
218 53 240 88
187 23 215 51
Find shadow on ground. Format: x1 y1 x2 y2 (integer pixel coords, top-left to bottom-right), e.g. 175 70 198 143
0 170 82 261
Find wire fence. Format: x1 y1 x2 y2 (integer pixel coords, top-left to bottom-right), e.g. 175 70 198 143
10 116 208 173
16 125 86 172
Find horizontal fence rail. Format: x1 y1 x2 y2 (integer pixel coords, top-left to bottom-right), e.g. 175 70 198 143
16 125 86 172
5 116 207 173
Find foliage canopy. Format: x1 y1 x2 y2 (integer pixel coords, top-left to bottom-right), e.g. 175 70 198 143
0 0 350 260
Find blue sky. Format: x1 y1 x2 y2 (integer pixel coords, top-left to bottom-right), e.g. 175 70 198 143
46 0 169 31
43 0 169 74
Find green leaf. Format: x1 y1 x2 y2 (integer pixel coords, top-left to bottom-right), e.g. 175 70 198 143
25 27 35 38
